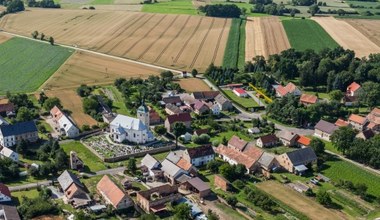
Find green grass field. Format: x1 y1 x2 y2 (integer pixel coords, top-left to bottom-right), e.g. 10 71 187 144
223 90 258 108
0 38 73 94
321 157 380 197
282 19 339 51
142 0 197 15
223 18 245 68
61 141 107 172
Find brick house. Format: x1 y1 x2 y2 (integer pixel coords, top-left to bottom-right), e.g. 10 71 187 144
214 175 231 192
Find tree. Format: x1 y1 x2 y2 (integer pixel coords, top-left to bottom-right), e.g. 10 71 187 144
140 214 157 220
225 195 238 207
207 160 222 173
191 69 198 77
222 136 228 145
40 33 45 41
290 8 296 17
6 0 25 13
160 71 174 82
219 163 235 181
154 125 167 135
337 9 345 16
172 122 187 148
310 138 325 156
329 90 344 102
173 203 191 220
316 190 332 206
309 4 320 16
127 158 137 174
43 97 61 111
74 211 87 220
38 91 48 106
16 107 35 122
16 139 28 155
331 126 356 155
49 36 54 45
31 31 39 39
207 209 219 220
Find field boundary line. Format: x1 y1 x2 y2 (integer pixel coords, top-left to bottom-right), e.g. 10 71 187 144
137 14 180 60
211 18 228 63
173 17 204 64
0 31 182 74
189 18 215 68
122 14 168 57
154 15 191 63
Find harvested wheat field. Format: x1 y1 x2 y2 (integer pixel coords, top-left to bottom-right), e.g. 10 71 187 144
1 9 231 71
177 78 212 92
313 17 380 58
245 17 290 61
345 19 380 48
0 33 12 44
42 51 162 90
257 181 346 220
46 89 97 127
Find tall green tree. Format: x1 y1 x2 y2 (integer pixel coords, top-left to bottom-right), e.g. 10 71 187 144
173 203 192 220
331 126 356 155
172 122 186 148
310 138 325 156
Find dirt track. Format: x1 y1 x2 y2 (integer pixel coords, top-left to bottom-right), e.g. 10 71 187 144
312 17 380 58
345 19 380 48
245 17 290 60
0 9 231 71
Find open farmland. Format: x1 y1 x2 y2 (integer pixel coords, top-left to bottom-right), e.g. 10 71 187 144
0 33 12 44
257 181 345 220
42 51 162 90
245 17 290 60
177 78 212 92
0 37 73 94
223 18 245 69
45 89 97 127
0 9 231 72
313 17 380 57
282 19 339 52
344 19 380 47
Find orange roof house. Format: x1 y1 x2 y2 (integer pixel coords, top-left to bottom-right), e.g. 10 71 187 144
299 94 318 105
296 136 311 147
275 82 301 97
347 82 361 96
97 175 133 210
335 118 349 127
348 114 368 131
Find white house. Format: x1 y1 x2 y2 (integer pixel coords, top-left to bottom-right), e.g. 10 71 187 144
51 106 80 138
141 154 161 177
210 104 220 115
0 121 38 147
0 147 18 162
183 145 215 167
233 88 248 97
0 183 11 203
110 114 154 144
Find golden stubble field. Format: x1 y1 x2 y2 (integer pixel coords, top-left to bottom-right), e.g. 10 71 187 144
245 16 290 61
177 78 212 92
0 9 231 72
344 19 380 48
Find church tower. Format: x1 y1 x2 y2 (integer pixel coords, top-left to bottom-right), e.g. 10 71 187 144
137 100 150 127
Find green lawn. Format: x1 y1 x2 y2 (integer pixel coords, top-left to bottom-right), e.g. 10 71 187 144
0 38 73 94
223 18 245 68
321 157 380 197
223 90 258 108
215 203 247 220
142 0 197 15
12 189 39 205
61 141 107 172
282 19 339 52
210 130 251 144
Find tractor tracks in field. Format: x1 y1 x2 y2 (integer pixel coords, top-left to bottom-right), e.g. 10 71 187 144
211 18 228 64
189 18 215 69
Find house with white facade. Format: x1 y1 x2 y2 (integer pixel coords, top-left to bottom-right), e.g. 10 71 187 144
233 88 248 97
0 183 11 203
0 121 38 147
141 154 161 177
0 147 18 162
110 114 154 144
51 106 80 138
182 145 215 167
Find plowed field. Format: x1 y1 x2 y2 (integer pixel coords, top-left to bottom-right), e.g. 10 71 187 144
0 33 12 44
0 9 231 71
313 17 380 58
245 17 290 60
345 19 380 48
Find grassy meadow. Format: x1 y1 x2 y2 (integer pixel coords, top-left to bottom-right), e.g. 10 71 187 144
142 0 197 15
0 38 73 94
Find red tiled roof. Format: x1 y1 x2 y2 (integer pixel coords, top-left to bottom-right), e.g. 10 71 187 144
50 105 64 120
216 144 263 170
368 108 380 125
347 82 361 92
176 158 193 171
300 94 318 104
228 135 248 151
349 114 367 125
276 85 288 97
97 175 127 208
233 88 246 95
0 99 14 113
166 113 191 124
285 82 298 93
296 135 311 146
258 134 278 145
335 119 349 127
0 183 11 198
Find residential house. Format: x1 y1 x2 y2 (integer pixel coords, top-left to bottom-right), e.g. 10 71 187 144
256 134 278 148
166 151 181 164
148 107 161 125
162 96 182 106
193 100 209 115
136 184 182 214
0 147 18 162
257 152 279 178
367 108 380 132
182 177 211 198
97 175 133 210
0 205 21 220
57 170 91 208
275 82 302 97
183 145 215 167
160 159 187 185
335 118 349 127
214 94 233 111
69 151 84 171
179 93 197 107
233 88 248 97
164 113 191 132
214 175 231 192
299 94 318 106
0 121 38 147
278 147 317 175
110 114 155 144
346 82 362 97
165 104 182 115
296 135 311 148
277 130 299 147
228 135 248 151
191 91 220 101
50 106 80 138
0 99 14 117
314 119 338 141
141 154 162 180
348 114 368 131
0 184 11 203
209 103 220 115
176 158 197 176
356 129 375 140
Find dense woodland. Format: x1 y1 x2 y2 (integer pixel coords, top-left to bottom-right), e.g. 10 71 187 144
199 4 242 18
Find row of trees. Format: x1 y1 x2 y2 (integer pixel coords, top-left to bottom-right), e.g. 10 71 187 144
27 0 60 8
31 31 55 45
199 4 242 18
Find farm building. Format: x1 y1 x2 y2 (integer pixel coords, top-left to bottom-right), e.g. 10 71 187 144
233 88 248 97
0 99 14 117
214 175 231 192
277 148 317 175
214 94 233 111
335 118 349 127
97 175 133 210
181 177 211 198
